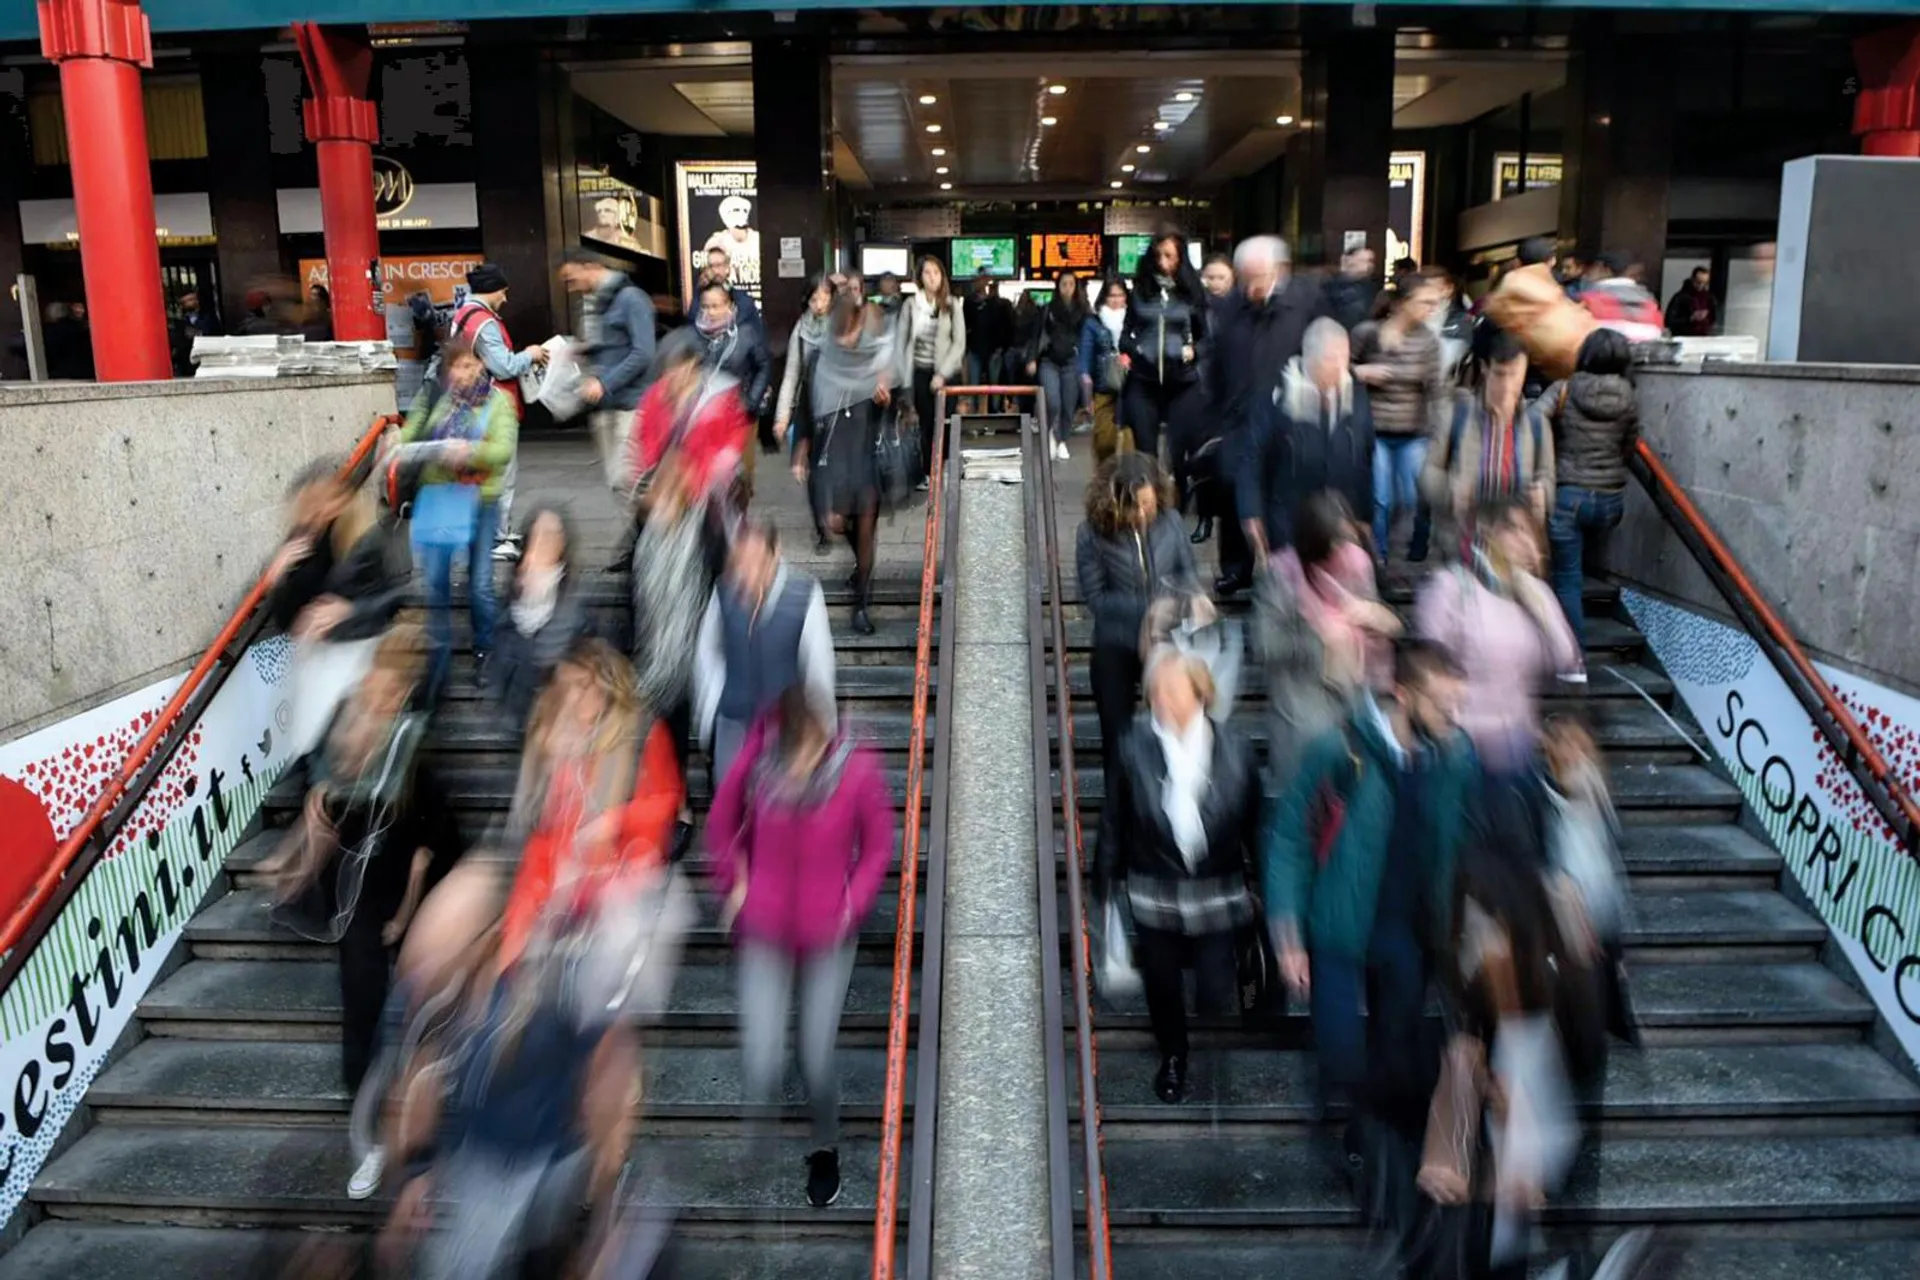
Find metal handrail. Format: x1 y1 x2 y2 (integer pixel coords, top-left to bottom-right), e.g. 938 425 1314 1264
1631 439 1920 855
0 412 401 991
873 388 955 1278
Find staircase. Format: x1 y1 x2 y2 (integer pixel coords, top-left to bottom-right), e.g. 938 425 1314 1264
0 566 937 1277
1053 567 1920 1275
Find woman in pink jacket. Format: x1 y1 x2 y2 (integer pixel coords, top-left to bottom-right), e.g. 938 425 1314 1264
1415 496 1580 777
705 684 897 1210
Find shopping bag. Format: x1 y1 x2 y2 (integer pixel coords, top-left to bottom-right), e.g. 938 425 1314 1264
411 481 481 551
575 867 695 1025
522 335 586 422
874 409 922 504
284 636 380 760
1095 897 1142 1000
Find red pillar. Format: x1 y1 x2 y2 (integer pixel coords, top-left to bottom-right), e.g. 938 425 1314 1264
293 23 383 342
1854 23 1920 158
37 0 170 381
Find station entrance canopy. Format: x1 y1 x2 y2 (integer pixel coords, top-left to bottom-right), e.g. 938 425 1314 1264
5 0 1918 44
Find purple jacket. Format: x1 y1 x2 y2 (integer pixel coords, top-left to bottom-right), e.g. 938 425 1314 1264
706 714 897 954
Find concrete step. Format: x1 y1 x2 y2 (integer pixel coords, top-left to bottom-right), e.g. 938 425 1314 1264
1090 1132 1920 1229
0 1224 873 1280
1057 659 1678 707
29 1124 901 1228
1086 1043 1920 1128
138 959 911 1037
88 1038 908 1125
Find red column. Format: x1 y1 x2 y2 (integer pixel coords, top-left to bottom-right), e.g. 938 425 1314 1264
293 23 383 342
1854 23 1920 158
37 0 170 381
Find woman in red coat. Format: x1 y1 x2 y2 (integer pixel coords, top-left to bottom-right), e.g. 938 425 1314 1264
625 328 751 507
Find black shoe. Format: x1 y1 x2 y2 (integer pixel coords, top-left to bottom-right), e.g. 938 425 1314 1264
815 533 833 555
1408 544 1430 564
1190 516 1214 545
471 651 490 688
1213 571 1251 597
1153 1054 1188 1104
806 1148 842 1208
668 819 696 865
602 552 632 575
851 605 876 637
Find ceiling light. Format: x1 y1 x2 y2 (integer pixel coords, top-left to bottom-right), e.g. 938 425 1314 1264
1136 144 1151 154
1121 163 1136 173
925 123 941 133
939 181 953 190
1041 115 1057 127
1153 120 1171 132
1275 114 1295 126
919 94 938 105
930 147 947 157
935 166 949 174
1048 83 1067 96
1110 180 1124 189
1174 91 1194 102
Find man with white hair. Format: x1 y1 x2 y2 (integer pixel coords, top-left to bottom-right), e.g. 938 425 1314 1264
1208 235 1326 591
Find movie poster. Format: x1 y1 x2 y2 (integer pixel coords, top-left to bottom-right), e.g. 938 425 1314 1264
579 168 666 260
675 161 760 305
1387 151 1427 268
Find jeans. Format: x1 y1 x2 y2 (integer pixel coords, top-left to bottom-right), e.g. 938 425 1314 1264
1311 927 1433 1133
1088 644 1144 809
965 350 1002 411
1036 359 1083 442
420 500 499 699
738 940 858 1148
1133 923 1239 1060
1371 436 1432 563
1548 485 1625 650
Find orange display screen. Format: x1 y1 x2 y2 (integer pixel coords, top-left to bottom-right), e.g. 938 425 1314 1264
1027 233 1104 273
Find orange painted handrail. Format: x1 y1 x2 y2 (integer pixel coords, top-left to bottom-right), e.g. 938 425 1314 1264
1634 439 1920 850
0 412 401 963
871 390 947 1278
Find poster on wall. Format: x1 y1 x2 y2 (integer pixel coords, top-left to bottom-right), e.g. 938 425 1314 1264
1625 590 1920 1067
675 161 760 304
1387 151 1427 268
1492 152 1564 200
299 254 485 358
0 640 295 1216
579 168 667 260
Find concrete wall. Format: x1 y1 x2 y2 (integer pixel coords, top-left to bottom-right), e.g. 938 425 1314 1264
0 376 395 739
1614 362 1920 696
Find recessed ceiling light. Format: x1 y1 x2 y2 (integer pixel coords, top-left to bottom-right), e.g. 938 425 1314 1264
1174 91 1194 102
1110 180 1124 189
1048 83 1067 96
935 166 950 174
1121 163 1136 173
925 123 942 133
919 94 938 105
1153 120 1171 132
1136 144 1151 153
939 181 953 190
930 147 946 156
1040 115 1057 127
1275 115 1295 126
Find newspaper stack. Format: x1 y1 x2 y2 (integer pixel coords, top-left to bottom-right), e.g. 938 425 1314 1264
961 446 1023 484
190 336 396 378
189 335 286 378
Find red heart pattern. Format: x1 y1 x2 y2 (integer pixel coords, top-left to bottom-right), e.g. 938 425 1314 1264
5 700 206 866
1810 687 1920 844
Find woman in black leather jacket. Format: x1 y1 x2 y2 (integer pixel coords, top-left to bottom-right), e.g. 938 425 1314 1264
1120 233 1211 505
1075 453 1200 812
1096 647 1262 1103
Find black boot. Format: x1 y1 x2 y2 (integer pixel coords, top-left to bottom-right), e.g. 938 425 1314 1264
1190 516 1214 545
851 580 876 636
1214 569 1252 597
1153 1054 1189 1104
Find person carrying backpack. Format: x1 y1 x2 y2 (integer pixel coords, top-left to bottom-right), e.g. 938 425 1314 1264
1264 641 1478 1181
1420 329 1554 554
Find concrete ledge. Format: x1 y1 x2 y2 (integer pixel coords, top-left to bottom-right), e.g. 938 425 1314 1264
0 377 395 739
1644 361 1920 387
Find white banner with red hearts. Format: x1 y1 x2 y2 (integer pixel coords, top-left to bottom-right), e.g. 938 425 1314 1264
0 637 293 1221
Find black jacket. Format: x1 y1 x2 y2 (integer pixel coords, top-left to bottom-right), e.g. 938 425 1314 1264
698 318 772 411
1320 274 1380 332
489 575 594 732
1209 277 1324 433
1075 511 1200 652
266 521 408 643
964 291 1014 357
1123 280 1208 387
1028 300 1086 367
1095 714 1263 937
1235 368 1376 550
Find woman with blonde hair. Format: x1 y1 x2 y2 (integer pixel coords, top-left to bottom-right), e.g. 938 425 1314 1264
266 457 408 759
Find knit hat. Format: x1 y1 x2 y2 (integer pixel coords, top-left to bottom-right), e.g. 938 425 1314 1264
467 263 509 295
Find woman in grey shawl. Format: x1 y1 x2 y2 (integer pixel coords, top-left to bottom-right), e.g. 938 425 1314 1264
776 274 837 552
805 290 899 636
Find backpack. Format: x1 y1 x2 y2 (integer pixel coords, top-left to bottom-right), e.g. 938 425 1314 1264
1309 732 1364 866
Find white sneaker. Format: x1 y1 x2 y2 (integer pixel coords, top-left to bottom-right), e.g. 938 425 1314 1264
1556 670 1589 685
1052 440 1070 462
347 1147 386 1200
491 536 522 563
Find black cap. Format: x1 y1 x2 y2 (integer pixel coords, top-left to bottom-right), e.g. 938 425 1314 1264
467 262 509 294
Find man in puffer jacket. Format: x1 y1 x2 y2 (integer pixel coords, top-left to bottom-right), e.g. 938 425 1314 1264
1539 327 1639 659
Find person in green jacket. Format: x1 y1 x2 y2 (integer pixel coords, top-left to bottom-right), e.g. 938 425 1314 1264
398 335 520 700
1264 639 1473 1143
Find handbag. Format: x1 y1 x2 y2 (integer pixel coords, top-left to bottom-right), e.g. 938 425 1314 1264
285 637 381 759
1100 350 1126 395
411 481 480 551
1096 896 1142 1000
874 406 921 504
1234 917 1280 1020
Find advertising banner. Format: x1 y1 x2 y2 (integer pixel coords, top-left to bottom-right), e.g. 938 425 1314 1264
1388 151 1427 268
0 638 295 1217
1624 590 1920 1067
580 168 667 260
299 254 485 358
675 161 760 304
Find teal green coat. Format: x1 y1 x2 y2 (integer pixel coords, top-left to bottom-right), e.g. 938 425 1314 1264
399 384 520 504
1262 700 1476 962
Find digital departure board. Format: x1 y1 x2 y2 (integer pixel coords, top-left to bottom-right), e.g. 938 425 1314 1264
1027 233 1104 273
